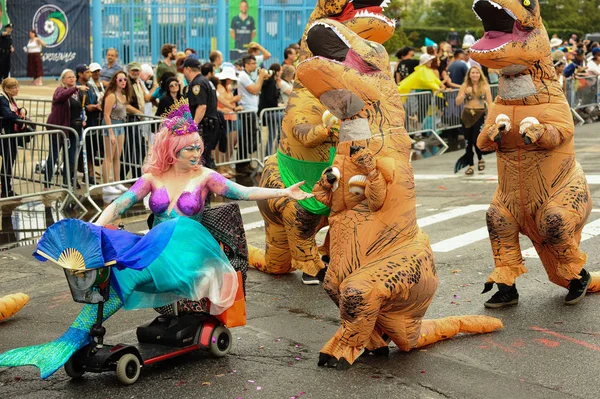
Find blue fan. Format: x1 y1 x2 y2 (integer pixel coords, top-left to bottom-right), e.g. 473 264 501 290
34 219 107 271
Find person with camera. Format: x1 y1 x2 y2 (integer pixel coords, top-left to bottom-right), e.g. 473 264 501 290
0 78 29 198
258 63 282 156
235 55 268 175
183 58 220 171
44 69 89 189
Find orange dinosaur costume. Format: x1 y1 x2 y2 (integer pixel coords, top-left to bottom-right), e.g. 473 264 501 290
251 0 396 280
470 0 600 307
297 19 503 370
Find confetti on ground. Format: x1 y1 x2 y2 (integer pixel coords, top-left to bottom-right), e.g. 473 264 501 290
201 382 211 386
295 355 301 361
247 380 256 383
257 386 262 391
275 338 281 342
175 380 186 387
215 374 225 377
420 370 426 374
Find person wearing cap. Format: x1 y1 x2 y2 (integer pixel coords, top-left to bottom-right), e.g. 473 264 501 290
586 47 600 76
550 37 563 51
247 42 271 80
88 62 105 99
156 43 178 85
552 51 567 92
563 48 587 78
120 61 152 182
0 23 13 83
75 64 101 184
214 65 242 177
447 49 469 86
25 29 45 86
183 56 220 171
100 48 123 88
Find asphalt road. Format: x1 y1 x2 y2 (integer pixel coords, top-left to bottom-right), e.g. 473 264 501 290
2 123 600 399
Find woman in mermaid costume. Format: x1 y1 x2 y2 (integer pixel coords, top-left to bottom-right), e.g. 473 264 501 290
0 99 312 379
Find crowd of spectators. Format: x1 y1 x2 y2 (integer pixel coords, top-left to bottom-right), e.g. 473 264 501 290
0 39 300 198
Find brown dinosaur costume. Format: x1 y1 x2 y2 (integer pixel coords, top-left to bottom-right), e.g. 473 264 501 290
296 19 503 370
469 0 600 307
251 0 396 278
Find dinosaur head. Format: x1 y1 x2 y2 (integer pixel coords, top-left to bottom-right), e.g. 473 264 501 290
308 0 396 44
297 19 404 132
470 0 550 74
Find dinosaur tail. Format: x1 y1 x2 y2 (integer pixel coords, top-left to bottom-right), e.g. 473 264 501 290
0 291 122 379
247 244 267 271
587 271 600 293
416 315 503 349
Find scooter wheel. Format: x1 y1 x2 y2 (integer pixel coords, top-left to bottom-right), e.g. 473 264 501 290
209 325 232 357
116 353 141 385
64 356 85 379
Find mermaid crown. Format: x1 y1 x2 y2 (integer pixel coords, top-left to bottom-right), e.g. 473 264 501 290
161 98 198 136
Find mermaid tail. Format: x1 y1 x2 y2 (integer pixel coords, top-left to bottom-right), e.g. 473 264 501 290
0 291 122 379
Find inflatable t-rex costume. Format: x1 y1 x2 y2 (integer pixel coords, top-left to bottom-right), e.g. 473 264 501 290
252 0 396 278
297 19 503 370
470 0 600 307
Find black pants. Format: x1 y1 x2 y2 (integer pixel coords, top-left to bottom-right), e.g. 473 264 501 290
120 119 146 180
462 113 485 167
44 128 79 188
0 135 18 196
0 52 10 82
236 111 257 169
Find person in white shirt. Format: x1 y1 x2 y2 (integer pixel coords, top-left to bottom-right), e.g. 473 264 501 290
25 29 45 86
278 64 294 105
463 31 475 48
235 55 268 174
586 48 600 76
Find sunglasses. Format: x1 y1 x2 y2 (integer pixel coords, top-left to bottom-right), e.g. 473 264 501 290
117 78 128 82
169 83 180 88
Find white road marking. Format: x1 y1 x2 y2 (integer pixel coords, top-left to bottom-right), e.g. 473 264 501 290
417 204 488 228
522 217 600 259
430 227 490 253
414 174 600 185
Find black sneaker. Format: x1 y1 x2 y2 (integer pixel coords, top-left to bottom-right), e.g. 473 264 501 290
302 272 320 285
484 284 519 308
316 266 328 283
564 269 591 305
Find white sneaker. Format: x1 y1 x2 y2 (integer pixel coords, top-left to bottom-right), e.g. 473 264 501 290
102 186 122 195
115 184 129 192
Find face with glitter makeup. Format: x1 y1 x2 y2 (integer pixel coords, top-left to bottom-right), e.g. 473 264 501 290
177 141 202 168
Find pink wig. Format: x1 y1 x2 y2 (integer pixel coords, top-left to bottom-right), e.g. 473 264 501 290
142 127 204 175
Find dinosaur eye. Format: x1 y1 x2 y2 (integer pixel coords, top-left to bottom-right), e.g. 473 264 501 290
523 0 530 5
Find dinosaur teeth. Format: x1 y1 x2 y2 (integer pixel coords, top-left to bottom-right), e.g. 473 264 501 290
381 0 390 9
354 10 396 28
470 39 510 53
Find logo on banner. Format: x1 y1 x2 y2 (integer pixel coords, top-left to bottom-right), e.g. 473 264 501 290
33 5 69 48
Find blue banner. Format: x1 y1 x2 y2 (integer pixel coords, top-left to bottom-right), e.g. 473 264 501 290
7 0 90 77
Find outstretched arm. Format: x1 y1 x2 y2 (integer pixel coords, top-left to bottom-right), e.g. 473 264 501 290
207 170 312 201
94 175 153 226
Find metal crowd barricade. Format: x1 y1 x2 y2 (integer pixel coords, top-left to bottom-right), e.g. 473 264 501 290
258 107 285 159
81 118 163 213
0 129 85 212
214 110 265 172
400 90 449 157
18 98 53 124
